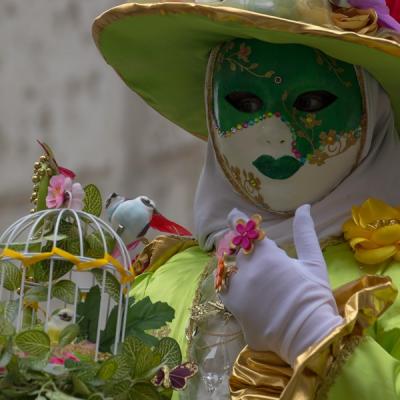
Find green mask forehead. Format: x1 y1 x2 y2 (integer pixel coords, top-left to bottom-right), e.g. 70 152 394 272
211 39 364 179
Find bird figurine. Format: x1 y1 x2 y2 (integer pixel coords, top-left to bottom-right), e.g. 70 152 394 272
47 308 74 345
105 194 192 249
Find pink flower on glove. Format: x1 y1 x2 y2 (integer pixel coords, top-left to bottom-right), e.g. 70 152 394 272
231 214 265 254
46 174 84 210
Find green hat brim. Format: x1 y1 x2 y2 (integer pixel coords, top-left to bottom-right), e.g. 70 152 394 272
93 2 400 140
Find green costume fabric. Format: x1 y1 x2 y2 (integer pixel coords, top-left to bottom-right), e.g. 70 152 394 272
131 241 400 399
131 246 210 357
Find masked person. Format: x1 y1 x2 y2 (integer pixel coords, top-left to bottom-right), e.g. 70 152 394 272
93 1 400 398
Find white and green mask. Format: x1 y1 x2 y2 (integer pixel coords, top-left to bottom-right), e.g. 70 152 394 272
207 39 366 213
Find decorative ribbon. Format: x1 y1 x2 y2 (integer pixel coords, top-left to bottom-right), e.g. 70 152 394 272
348 0 400 31
0 247 135 285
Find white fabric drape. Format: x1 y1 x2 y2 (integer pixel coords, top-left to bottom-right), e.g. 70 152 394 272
194 70 400 250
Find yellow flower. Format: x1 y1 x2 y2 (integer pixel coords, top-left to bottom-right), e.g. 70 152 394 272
343 198 400 264
300 113 321 129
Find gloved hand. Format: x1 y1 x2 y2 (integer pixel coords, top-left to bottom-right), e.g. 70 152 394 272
219 204 343 366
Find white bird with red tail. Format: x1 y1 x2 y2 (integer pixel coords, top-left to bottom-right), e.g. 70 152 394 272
105 194 192 249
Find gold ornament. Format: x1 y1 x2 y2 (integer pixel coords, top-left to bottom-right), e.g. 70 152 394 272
46 168 53 176
33 162 41 170
39 155 48 162
32 175 40 183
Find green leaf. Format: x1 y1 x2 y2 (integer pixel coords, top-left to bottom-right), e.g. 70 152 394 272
97 357 118 380
83 184 103 217
64 358 81 369
92 268 121 303
77 285 101 342
0 300 18 322
132 347 161 379
18 356 48 371
122 336 146 361
125 297 175 345
59 323 80 346
0 317 15 336
155 337 182 368
0 337 13 367
52 280 77 304
85 231 116 258
108 379 131 397
111 354 131 380
5 355 28 385
15 330 50 357
65 238 81 256
122 337 161 379
128 383 161 400
0 233 65 252
1 262 22 291
24 285 48 302
72 374 92 396
31 260 73 282
21 307 37 330
85 233 104 258
99 304 119 352
47 390 85 400
74 362 99 383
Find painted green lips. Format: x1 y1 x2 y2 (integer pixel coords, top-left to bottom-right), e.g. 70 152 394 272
252 155 303 180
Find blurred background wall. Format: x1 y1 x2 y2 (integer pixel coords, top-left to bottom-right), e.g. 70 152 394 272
0 0 205 231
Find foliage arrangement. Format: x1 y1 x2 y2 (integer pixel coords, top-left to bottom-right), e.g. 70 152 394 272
0 292 182 400
0 143 196 399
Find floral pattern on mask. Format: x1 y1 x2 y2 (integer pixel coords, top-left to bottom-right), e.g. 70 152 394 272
215 41 276 80
222 155 271 209
213 40 364 169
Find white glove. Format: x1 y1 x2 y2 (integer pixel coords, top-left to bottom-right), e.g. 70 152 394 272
219 204 343 366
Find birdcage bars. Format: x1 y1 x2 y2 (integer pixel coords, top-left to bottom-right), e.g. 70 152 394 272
0 208 132 360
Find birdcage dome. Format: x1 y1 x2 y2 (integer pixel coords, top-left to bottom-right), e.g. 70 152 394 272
0 208 133 359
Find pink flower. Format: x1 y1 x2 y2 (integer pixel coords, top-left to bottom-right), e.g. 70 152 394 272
46 174 84 210
231 215 265 254
49 352 80 365
64 352 80 362
49 356 65 365
46 175 66 208
232 220 260 252
64 177 84 210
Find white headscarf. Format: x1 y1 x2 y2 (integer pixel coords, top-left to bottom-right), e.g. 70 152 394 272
194 70 400 250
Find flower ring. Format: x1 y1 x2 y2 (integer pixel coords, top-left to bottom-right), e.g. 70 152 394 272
231 214 265 255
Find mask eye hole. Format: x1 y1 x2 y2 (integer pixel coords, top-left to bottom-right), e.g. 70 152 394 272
293 90 337 112
225 92 264 113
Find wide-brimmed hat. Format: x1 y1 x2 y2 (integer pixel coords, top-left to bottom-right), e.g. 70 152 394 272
93 0 400 140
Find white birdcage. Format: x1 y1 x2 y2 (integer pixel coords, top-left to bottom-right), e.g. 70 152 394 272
0 208 133 360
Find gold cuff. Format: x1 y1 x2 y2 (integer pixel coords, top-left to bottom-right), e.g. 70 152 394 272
230 275 398 400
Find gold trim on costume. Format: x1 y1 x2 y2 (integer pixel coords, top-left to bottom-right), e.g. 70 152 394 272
133 234 197 275
230 275 398 399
